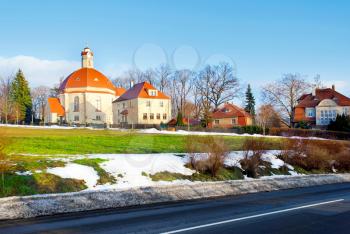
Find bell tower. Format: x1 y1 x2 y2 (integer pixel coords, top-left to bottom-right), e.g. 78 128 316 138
81 47 94 68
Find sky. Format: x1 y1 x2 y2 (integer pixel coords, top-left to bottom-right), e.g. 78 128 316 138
0 0 349 103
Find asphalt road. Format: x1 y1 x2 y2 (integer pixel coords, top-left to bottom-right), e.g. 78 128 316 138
1 183 350 234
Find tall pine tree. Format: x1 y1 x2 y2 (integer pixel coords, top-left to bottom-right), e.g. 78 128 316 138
10 69 32 124
244 84 255 116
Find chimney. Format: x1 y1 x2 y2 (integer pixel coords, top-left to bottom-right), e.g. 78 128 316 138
312 88 316 96
332 84 335 91
130 80 134 88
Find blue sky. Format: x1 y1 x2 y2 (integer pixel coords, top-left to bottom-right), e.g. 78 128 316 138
0 0 349 101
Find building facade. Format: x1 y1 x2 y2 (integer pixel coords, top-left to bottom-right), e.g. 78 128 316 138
46 47 126 125
293 85 350 127
112 82 171 126
208 103 253 128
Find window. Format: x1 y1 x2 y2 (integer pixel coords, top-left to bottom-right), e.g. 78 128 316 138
149 89 157 96
156 113 161 119
163 113 167 120
143 113 147 120
74 115 79 121
96 97 101 112
321 110 324 119
332 110 337 120
150 113 154 120
146 101 151 107
96 115 101 121
215 119 220 125
122 103 126 108
344 107 349 116
73 96 79 112
232 118 237 125
306 108 315 117
160 101 164 107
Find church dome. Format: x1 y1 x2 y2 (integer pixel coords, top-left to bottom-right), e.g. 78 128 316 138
59 47 126 96
59 67 117 92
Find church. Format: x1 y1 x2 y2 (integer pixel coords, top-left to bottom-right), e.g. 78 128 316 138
46 47 171 126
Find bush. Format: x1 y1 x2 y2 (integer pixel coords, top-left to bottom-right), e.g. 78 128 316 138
186 135 229 177
278 138 349 173
240 125 266 135
328 114 350 132
240 138 268 178
269 127 350 140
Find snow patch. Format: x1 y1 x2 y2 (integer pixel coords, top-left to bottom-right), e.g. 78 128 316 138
47 163 99 188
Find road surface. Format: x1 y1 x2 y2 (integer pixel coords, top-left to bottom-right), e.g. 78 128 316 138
1 183 350 234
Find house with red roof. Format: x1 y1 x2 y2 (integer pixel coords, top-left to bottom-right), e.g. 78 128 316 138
293 85 350 127
208 103 253 128
112 82 171 125
46 47 126 124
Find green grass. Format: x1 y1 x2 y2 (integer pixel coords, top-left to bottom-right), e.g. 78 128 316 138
1 127 283 155
150 167 244 182
0 173 87 198
8 155 66 172
73 158 116 184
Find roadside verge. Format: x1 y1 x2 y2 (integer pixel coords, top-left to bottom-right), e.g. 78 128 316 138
1 174 350 220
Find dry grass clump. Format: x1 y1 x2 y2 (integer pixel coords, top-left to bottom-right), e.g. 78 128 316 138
186 135 229 177
240 138 268 178
279 138 350 173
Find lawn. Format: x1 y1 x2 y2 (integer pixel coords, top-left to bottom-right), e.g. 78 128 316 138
0 127 283 155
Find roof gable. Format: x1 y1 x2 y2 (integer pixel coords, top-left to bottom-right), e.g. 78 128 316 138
115 82 170 102
296 88 350 108
48 98 65 116
212 103 252 119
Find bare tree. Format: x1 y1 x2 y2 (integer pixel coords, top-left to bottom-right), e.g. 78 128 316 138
196 65 215 126
32 86 50 122
256 104 281 135
0 77 13 124
155 64 171 92
261 73 311 127
172 70 194 116
209 63 240 109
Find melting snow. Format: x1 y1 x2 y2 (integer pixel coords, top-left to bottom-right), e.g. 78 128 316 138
47 163 99 188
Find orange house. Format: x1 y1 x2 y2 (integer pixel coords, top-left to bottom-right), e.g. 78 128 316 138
208 103 253 128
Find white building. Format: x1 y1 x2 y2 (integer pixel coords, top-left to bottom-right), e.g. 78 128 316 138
294 85 350 127
112 82 171 126
46 47 126 125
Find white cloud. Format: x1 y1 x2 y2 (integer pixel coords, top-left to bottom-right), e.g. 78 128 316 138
0 55 80 87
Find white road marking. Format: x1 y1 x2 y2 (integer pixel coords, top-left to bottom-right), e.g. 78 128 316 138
162 199 344 233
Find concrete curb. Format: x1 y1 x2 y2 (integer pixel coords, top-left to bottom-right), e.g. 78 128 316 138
1 174 350 220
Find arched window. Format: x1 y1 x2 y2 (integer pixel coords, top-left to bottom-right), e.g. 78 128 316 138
96 96 101 112
74 96 79 112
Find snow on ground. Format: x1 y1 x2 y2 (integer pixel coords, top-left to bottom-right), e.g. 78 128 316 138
1 124 325 140
138 128 325 140
0 124 76 129
91 154 194 190
47 163 99 188
39 151 298 190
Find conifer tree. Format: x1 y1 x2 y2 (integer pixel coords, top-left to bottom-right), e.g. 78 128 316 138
244 84 255 116
10 69 32 124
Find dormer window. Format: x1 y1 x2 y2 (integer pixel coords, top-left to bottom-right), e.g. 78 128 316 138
148 89 158 96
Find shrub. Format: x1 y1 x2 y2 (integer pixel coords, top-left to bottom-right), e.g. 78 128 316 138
238 125 266 135
328 114 350 132
186 135 229 177
240 138 268 178
278 138 349 173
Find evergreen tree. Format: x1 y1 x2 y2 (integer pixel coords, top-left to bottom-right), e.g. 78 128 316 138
176 112 185 126
244 84 255 116
10 69 32 124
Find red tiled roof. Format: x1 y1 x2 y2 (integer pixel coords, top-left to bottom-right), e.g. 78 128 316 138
211 103 252 119
296 88 350 108
48 98 65 116
115 82 170 102
59 68 123 96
